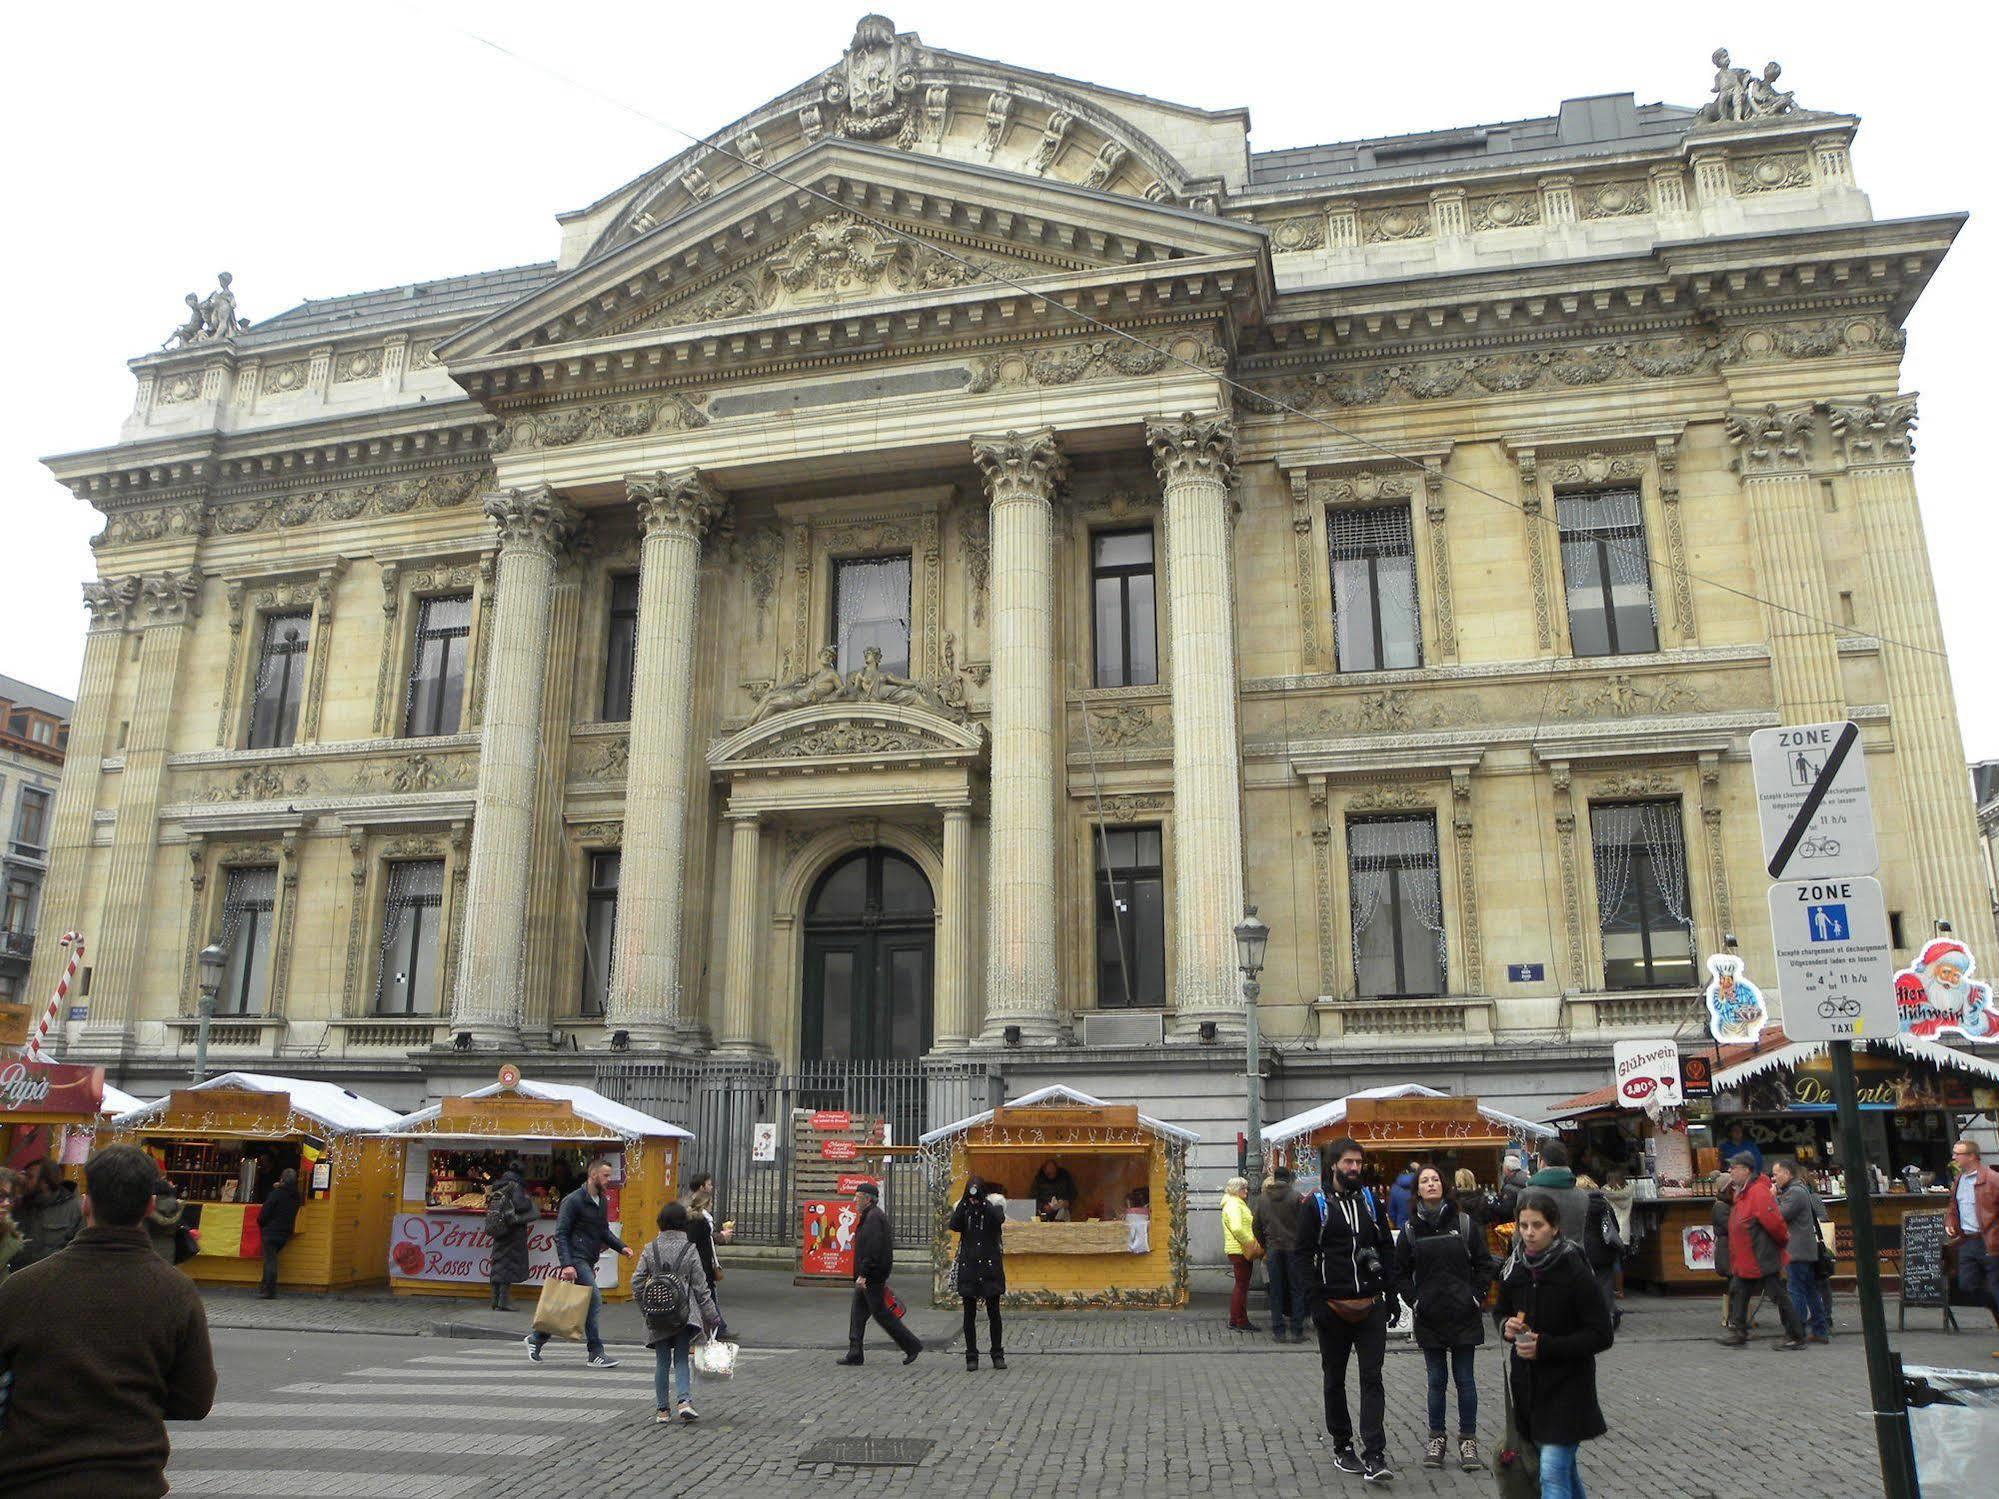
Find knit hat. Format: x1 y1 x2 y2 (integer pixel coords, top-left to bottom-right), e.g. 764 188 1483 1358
1728 1153 1759 1171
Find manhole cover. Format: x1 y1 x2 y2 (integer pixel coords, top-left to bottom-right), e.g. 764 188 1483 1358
797 1437 935 1468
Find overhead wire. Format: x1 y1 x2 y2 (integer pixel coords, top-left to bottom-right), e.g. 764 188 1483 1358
446 19 1950 669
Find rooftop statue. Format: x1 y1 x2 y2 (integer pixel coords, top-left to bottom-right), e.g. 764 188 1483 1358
164 273 247 349
1698 48 1800 124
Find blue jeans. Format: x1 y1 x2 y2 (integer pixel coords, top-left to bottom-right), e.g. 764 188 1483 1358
1267 1250 1307 1335
1540 1442 1586 1498
1423 1345 1477 1435
1786 1260 1830 1336
530 1258 603 1357
654 1326 697 1408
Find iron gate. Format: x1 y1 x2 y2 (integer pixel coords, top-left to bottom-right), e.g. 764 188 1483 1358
593 1058 999 1249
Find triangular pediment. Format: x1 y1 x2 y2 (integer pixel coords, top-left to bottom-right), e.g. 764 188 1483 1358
709 699 986 769
439 138 1267 366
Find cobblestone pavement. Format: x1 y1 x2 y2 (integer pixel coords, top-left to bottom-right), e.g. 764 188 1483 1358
172 1282 1994 1498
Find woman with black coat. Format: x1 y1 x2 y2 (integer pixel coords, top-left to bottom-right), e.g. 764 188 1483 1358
950 1177 1007 1370
1394 1164 1495 1474
485 1168 538 1309
1494 1190 1614 1499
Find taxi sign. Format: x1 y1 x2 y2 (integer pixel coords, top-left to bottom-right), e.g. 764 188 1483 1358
1766 875 1897 1041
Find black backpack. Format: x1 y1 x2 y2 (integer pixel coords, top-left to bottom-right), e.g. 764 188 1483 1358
637 1241 691 1327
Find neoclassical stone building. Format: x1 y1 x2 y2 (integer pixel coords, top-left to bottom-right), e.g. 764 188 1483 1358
31 19 1990 1181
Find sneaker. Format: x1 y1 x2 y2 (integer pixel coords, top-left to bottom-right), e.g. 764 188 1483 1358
1331 1444 1364 1476
1458 1437 1485 1473
523 1335 543 1364
1777 1337 1806 1351
677 1400 699 1422
586 1353 620 1369
655 1409 673 1423
1362 1457 1394 1483
1422 1434 1446 1470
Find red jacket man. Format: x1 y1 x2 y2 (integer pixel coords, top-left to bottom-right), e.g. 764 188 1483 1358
1726 1164 1790 1277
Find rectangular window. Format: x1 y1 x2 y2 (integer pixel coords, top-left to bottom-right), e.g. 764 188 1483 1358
601 575 640 722
1091 530 1158 687
1329 507 1421 671
217 865 277 1016
402 594 474 738
1348 815 1446 997
1094 825 1166 1007
3 878 32 935
1557 489 1658 657
13 787 50 850
375 859 445 1015
1590 800 1694 989
831 554 912 677
580 852 620 1016
245 610 311 749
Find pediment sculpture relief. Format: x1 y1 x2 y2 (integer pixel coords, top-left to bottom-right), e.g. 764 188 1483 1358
750 642 969 726
635 211 1054 332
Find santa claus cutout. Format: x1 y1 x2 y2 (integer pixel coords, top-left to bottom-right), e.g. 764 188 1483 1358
1894 937 1997 1040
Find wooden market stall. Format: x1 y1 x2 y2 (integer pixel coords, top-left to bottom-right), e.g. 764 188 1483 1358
1550 1031 1999 1292
105 1072 401 1291
373 1071 689 1301
1 1059 106 1174
921 1085 1197 1309
1262 1084 1557 1190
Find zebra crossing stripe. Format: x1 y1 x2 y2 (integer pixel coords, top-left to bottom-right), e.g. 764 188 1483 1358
278 1381 647 1398
206 1402 618 1425
162 1471 482 1498
170 1428 565 1457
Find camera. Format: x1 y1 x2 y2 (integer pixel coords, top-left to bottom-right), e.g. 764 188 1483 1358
1357 1247 1384 1284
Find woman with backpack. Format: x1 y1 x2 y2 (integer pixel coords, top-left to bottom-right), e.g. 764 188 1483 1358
633 1200 721 1423
484 1167 539 1311
1393 1163 1496 1474
1494 1190 1614 1499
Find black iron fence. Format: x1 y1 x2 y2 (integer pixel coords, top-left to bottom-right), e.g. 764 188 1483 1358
593 1057 999 1249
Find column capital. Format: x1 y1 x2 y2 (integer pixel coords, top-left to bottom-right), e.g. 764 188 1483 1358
483 484 582 555
136 568 204 625
1828 393 1917 467
628 467 728 540
81 575 141 632
970 428 1067 506
1146 412 1237 489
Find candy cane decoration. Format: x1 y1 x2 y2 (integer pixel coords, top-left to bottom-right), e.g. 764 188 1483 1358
23 932 83 1061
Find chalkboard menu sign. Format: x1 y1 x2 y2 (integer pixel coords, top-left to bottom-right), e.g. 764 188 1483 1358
1898 1211 1948 1313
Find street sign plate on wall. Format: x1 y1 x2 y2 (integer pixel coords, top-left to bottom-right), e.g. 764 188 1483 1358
1749 721 1878 880
1766 876 1898 1040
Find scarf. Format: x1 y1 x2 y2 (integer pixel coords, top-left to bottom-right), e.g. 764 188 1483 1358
1413 1198 1446 1227
1521 1239 1560 1280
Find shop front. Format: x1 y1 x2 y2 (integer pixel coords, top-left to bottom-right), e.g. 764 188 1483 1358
1 1058 105 1173
374 1072 688 1300
1550 1033 1999 1291
920 1085 1195 1309
1262 1084 1556 1191
105 1071 402 1290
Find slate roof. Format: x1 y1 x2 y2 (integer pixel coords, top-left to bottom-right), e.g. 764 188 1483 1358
244 261 558 346
0 673 74 720
1249 94 1701 192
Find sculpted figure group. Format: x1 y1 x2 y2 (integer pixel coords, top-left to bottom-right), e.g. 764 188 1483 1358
164 273 247 349
750 643 953 724
1699 48 1799 124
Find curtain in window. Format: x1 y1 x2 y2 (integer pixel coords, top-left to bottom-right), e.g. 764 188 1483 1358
832 557 912 675
1592 801 1689 927
1329 506 1420 670
376 860 443 1012
1347 816 1445 981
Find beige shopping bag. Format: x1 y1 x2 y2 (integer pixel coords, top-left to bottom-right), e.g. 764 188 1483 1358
532 1277 593 1341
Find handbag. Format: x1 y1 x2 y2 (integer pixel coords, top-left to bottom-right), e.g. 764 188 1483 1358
882 1285 908 1319
690 1337 738 1380
531 1276 593 1342
1241 1236 1266 1263
1495 1368 1540 1499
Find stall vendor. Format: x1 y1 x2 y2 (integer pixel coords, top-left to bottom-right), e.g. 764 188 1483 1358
1033 1160 1079 1221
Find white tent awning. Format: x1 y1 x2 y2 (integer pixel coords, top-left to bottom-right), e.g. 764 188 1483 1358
381 1078 691 1141
110 1071 400 1134
919 1083 1199 1147
1262 1083 1558 1149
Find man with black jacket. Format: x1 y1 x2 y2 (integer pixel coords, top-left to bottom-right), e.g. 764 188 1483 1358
525 1157 632 1369
1302 1136 1396 1483
256 1168 302 1299
838 1181 922 1365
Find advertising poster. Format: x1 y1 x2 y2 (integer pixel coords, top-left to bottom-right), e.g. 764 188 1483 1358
386 1213 619 1285
799 1199 859 1278
1893 938 1996 1040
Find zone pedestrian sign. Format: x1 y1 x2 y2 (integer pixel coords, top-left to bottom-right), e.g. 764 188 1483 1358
1749 721 1877 881
1766 875 1898 1041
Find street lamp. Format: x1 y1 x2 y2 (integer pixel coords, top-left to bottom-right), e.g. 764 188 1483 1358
1234 907 1270 1184
193 941 225 1084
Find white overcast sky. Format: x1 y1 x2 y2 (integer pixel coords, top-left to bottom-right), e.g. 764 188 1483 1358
4 2 1992 760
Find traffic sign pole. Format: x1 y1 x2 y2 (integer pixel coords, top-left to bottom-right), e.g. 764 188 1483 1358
1830 1041 1917 1499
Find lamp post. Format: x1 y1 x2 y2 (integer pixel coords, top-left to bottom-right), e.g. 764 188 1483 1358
192 942 225 1084
1234 907 1269 1184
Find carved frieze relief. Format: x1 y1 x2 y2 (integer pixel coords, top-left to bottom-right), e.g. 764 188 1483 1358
211 468 488 534
92 502 206 551
490 395 707 454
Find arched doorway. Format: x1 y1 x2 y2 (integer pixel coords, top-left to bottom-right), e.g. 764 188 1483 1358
802 847 934 1061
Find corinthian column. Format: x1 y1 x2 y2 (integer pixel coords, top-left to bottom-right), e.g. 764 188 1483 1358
1148 413 1248 1036
1837 397 1996 954
449 486 579 1046
971 429 1067 1043
608 468 727 1048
